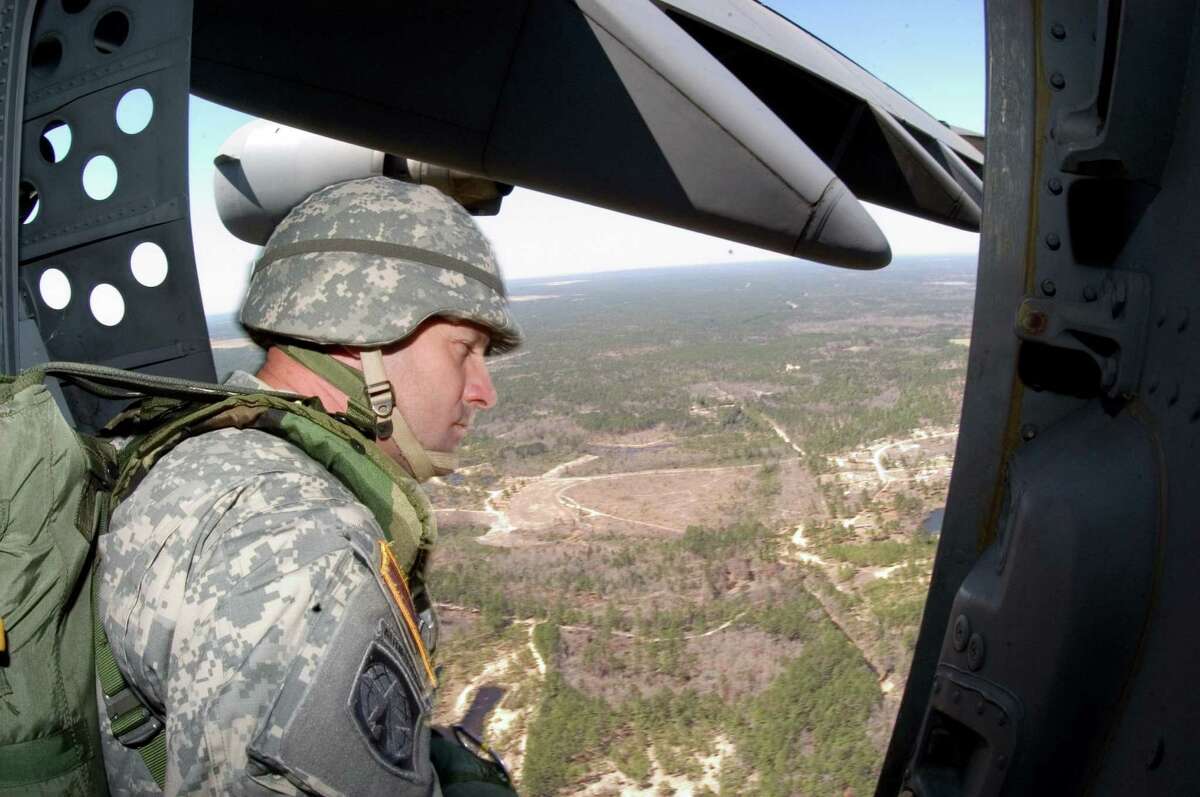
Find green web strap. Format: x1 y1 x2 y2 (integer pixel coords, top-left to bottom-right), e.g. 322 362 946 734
93 541 167 788
276 345 380 430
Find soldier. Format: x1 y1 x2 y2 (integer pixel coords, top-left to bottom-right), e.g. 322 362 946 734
95 176 521 795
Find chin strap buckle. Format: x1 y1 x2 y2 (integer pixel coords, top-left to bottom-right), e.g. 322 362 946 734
360 350 395 439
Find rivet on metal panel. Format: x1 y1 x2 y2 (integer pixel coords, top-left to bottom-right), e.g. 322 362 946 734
1050 22 1067 40
1083 285 1099 302
1177 308 1189 332
1020 424 1038 441
967 633 986 671
1148 377 1159 394
1045 233 1062 250
975 700 986 716
1168 382 1180 407
1050 72 1066 90
1047 177 1063 195
1040 279 1057 296
952 614 970 650
1157 311 1167 327
1017 303 1049 336
932 677 941 694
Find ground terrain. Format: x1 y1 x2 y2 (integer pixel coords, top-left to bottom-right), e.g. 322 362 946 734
210 256 975 796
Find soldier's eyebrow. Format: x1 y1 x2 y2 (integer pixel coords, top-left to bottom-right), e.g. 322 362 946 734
452 325 490 351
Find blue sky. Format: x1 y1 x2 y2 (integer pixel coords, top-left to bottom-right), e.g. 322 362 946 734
764 0 985 132
189 2 986 314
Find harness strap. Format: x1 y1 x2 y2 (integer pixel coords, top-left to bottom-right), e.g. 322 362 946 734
277 346 457 481
38 361 298 402
94 597 167 787
92 493 167 788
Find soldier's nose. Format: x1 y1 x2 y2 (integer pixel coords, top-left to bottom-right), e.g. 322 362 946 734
464 359 496 410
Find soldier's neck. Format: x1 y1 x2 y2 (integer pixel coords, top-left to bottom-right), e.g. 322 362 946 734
257 346 350 415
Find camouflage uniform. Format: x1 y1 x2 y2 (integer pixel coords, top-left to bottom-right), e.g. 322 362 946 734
97 177 520 795
96 373 440 796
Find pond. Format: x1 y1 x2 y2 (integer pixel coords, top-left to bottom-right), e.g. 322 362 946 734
920 507 945 536
460 685 506 739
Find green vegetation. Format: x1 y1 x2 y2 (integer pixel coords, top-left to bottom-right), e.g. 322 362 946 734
827 537 937 567
735 626 881 796
676 520 776 561
522 670 613 796
532 621 561 662
520 575 885 797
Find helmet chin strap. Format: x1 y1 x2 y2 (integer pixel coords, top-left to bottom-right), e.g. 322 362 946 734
359 350 458 481
278 344 457 481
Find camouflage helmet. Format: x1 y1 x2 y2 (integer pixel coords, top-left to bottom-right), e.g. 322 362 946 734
240 176 521 353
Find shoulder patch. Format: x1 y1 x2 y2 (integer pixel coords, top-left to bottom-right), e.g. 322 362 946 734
247 577 436 794
377 540 438 688
351 638 422 774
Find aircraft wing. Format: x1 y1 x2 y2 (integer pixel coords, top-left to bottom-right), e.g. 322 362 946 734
191 0 980 271
191 1 982 260
656 0 984 227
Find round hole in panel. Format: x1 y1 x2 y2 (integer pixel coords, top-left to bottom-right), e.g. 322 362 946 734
115 88 153 134
90 283 125 326
82 155 118 200
39 269 72 310
19 181 40 224
94 9 131 54
63 0 91 12
130 241 168 287
39 120 73 163
30 35 63 76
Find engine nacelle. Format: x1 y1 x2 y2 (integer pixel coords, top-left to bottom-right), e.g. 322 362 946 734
214 120 510 245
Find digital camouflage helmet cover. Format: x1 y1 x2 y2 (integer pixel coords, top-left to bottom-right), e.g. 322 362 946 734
241 176 521 352
240 176 522 479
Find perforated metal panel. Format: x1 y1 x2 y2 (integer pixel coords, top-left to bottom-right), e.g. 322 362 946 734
13 0 211 429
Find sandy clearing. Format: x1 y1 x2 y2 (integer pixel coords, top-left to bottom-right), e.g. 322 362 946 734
872 431 958 484
574 736 733 796
561 468 753 532
453 646 522 718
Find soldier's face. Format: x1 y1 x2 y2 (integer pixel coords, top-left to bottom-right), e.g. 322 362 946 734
383 319 497 452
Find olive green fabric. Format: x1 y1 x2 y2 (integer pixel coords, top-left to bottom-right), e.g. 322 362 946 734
429 730 518 796
0 377 109 796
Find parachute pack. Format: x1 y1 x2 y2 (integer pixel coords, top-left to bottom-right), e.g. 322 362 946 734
0 363 509 795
